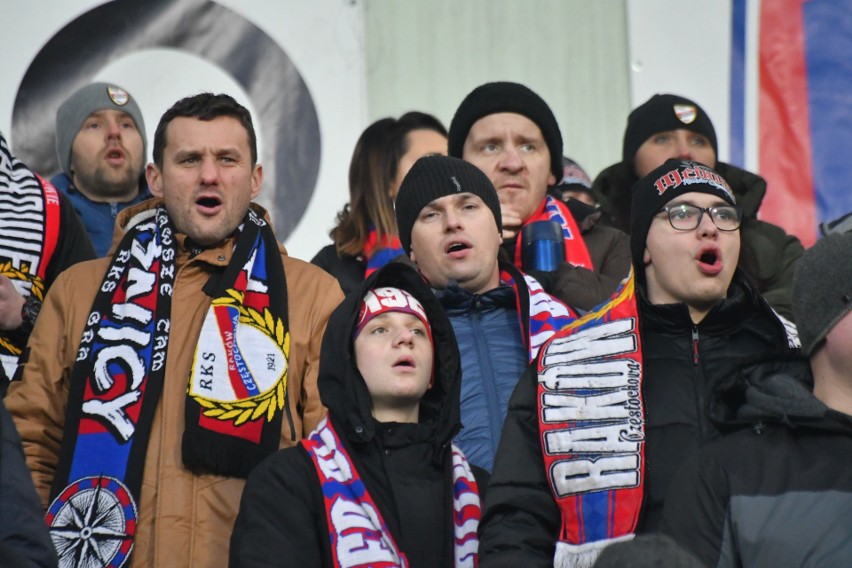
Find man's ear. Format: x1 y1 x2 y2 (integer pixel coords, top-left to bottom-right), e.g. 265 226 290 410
146 163 163 197
409 247 417 263
643 246 651 265
250 164 263 199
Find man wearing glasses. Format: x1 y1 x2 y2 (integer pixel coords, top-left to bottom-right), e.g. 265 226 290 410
478 160 799 566
629 159 799 531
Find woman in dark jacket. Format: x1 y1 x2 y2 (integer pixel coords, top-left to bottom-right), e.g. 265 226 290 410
230 262 485 567
312 113 447 294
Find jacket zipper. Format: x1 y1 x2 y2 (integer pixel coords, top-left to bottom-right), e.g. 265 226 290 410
691 326 711 442
692 327 700 365
471 296 502 456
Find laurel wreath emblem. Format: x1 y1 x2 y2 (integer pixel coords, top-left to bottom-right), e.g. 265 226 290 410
191 290 290 426
0 261 45 355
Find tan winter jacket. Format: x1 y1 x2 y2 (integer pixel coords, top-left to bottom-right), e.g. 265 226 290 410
6 199 343 567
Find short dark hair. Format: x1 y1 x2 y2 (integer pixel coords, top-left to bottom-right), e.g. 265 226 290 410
152 93 257 168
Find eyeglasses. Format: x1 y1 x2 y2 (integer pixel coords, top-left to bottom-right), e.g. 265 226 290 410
659 204 743 231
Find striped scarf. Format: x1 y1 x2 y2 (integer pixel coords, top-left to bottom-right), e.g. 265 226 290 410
303 417 481 567
0 133 60 382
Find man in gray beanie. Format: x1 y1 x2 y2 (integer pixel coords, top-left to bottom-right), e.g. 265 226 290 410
662 231 852 567
448 81 630 311
395 154 576 472
51 82 152 256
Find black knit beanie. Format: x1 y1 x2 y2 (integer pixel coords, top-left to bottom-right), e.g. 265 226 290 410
630 159 736 275
793 232 852 355
448 82 563 180
395 155 502 254
622 94 717 163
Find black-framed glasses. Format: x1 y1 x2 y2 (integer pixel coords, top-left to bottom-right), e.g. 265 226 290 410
659 204 743 231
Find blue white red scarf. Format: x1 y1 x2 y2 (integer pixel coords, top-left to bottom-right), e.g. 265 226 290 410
500 266 578 361
47 206 289 567
536 269 645 567
0 132 60 382
302 417 481 567
512 195 593 271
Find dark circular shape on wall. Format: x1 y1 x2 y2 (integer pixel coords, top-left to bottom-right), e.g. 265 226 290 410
12 0 320 240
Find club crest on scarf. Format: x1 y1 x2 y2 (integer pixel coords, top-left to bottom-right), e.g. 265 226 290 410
189 216 290 430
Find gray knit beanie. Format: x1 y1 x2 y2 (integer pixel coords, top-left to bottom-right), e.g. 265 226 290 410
55 82 146 177
395 155 502 254
793 232 852 355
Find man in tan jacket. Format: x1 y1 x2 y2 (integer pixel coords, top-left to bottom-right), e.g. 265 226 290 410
6 93 343 567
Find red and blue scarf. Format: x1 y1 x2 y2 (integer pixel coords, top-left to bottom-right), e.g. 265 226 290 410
362 225 404 278
0 133 60 382
512 195 593 271
500 267 578 361
536 269 645 567
303 418 481 567
47 206 289 567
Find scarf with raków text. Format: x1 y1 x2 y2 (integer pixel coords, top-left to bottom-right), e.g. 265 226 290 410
512 195 593 271
536 269 645 567
47 206 290 568
303 417 481 568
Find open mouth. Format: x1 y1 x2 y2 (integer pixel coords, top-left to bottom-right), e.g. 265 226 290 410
696 246 723 275
446 241 470 254
393 356 415 369
196 195 222 210
699 251 718 265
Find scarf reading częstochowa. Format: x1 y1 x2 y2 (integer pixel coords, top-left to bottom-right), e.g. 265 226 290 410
47 205 290 568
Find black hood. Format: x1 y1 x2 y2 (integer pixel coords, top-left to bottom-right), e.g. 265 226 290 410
317 262 462 458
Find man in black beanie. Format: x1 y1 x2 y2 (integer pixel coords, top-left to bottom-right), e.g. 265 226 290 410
662 231 852 568
394 154 577 472
591 92 803 321
448 81 630 312
474 160 799 567
629 158 799 529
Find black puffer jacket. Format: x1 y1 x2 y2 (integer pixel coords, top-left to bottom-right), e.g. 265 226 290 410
230 263 486 567
592 160 804 320
636 273 799 531
477 273 799 566
662 357 852 567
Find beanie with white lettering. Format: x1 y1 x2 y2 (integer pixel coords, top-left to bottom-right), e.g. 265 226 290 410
630 159 736 276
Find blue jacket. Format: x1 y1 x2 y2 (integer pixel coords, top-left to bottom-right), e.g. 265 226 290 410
51 173 152 257
435 283 527 472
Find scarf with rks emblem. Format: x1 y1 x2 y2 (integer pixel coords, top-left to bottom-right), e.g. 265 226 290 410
47 206 289 568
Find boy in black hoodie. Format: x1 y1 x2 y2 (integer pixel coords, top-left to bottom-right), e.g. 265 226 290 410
230 262 485 567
